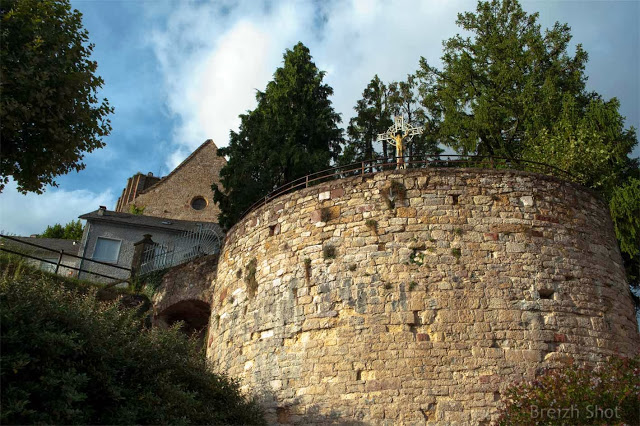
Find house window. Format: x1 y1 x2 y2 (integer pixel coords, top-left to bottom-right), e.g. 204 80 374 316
191 196 207 210
93 237 121 263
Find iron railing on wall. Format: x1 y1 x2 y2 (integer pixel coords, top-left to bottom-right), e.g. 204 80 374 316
239 155 574 221
0 234 131 283
138 224 223 275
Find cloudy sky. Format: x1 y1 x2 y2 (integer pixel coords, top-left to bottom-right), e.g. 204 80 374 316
1 0 638 236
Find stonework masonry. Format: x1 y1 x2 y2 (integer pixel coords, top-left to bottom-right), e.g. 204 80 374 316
118 140 226 222
115 172 160 212
197 168 640 425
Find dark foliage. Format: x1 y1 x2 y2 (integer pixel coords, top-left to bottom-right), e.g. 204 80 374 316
0 258 265 425
0 0 113 193
497 355 640 425
213 42 343 229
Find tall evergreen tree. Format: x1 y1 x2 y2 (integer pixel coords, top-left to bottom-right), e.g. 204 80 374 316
417 0 589 158
417 0 639 297
213 42 343 229
340 75 392 165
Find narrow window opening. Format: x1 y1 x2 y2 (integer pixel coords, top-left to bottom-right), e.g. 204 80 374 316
539 289 554 299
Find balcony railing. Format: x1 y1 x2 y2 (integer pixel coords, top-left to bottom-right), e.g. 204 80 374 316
239 155 573 221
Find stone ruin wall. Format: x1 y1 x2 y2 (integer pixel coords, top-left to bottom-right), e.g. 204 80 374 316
204 168 639 425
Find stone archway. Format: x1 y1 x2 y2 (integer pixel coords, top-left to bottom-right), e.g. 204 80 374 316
156 299 211 344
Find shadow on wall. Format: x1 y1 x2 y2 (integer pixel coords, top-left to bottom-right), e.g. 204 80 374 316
155 299 211 345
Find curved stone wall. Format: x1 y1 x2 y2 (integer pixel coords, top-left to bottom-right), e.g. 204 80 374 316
206 168 639 424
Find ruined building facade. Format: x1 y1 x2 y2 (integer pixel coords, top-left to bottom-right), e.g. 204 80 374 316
115 140 226 222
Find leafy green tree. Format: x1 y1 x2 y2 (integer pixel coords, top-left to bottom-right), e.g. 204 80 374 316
0 260 265 425
524 97 638 194
417 0 588 157
40 220 84 240
0 0 113 194
213 42 343 229
417 0 639 290
340 75 393 165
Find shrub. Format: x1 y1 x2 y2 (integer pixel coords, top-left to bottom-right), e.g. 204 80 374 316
0 263 265 425
496 355 640 425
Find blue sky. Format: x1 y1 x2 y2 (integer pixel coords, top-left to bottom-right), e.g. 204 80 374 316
1 0 638 236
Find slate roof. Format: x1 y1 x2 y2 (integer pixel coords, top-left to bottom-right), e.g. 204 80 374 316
1 237 81 256
79 209 222 234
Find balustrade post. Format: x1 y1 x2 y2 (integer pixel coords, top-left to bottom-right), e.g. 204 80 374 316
131 234 154 277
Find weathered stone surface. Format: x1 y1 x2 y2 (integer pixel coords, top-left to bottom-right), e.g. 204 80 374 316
202 168 638 425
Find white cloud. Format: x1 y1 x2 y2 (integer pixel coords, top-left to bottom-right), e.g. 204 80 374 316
148 0 466 170
0 181 115 236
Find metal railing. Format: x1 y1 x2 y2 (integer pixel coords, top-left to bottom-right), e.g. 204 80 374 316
138 224 223 275
239 155 573 220
0 234 131 283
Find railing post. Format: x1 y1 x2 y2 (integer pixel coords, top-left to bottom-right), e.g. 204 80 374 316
361 161 365 175
305 175 309 188
131 234 154 277
54 249 63 274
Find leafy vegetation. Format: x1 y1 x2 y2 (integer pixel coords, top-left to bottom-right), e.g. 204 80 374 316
417 0 589 158
128 204 146 215
497 355 640 425
213 42 343 229
0 256 265 425
322 244 337 260
340 73 442 166
415 0 639 299
0 0 113 193
39 219 84 240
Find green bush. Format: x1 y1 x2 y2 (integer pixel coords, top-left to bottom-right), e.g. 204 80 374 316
496 355 639 425
0 262 265 425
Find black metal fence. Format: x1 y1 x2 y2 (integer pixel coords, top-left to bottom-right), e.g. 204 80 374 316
240 155 573 220
0 234 131 283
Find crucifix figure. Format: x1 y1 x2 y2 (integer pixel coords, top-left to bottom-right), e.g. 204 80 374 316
376 116 424 169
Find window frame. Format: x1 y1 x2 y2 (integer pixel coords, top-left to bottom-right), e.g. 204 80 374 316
92 237 122 264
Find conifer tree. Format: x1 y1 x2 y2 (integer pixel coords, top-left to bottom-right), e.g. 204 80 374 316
340 75 392 165
417 0 589 157
213 42 343 229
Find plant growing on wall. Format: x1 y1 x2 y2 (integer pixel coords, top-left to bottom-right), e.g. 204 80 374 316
129 204 145 215
303 258 311 282
365 219 378 234
322 244 337 260
245 258 257 297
